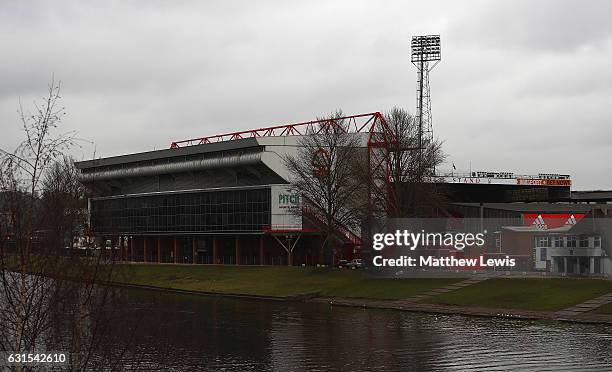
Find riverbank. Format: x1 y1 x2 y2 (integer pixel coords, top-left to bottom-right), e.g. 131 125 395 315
309 296 612 325
115 264 612 324
116 264 459 299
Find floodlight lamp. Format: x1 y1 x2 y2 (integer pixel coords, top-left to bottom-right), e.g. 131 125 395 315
411 35 441 63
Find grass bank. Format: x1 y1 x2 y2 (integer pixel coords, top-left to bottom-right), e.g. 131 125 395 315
115 265 612 313
117 264 458 300
425 278 612 311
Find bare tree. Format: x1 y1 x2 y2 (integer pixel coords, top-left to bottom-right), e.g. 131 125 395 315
41 156 87 252
385 107 447 217
0 77 75 365
284 111 367 265
0 78 136 371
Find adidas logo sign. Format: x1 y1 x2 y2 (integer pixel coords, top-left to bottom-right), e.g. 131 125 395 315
532 214 547 229
565 214 577 225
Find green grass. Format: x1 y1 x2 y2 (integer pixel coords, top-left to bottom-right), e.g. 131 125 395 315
324 277 459 299
116 264 458 300
9 255 612 314
425 278 612 311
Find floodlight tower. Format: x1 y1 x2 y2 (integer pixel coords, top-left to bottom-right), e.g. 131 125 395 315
411 35 441 163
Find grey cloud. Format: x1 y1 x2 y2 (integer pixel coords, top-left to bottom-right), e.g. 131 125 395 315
0 0 610 189
448 0 612 53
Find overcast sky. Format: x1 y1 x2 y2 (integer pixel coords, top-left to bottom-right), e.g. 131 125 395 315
1 0 611 189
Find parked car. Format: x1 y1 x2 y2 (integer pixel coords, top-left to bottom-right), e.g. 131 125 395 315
336 259 348 268
345 259 364 269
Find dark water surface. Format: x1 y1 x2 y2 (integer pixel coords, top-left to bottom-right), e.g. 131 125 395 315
114 289 612 371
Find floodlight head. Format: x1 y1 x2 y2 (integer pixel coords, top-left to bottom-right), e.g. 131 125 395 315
411 35 441 63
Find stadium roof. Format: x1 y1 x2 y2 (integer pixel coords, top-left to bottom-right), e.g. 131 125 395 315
75 138 260 170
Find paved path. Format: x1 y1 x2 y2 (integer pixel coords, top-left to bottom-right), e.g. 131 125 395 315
395 276 491 304
554 292 612 320
312 277 612 324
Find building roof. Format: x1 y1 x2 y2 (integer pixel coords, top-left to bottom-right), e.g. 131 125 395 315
75 138 261 170
570 190 612 202
452 202 595 213
502 225 573 233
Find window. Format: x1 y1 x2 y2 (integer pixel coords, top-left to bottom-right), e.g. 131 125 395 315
594 236 601 248
567 236 577 248
579 235 589 248
535 236 550 247
91 188 272 234
540 248 547 262
553 236 563 248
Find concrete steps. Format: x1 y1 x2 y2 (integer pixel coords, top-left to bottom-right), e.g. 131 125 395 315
554 292 612 319
395 276 490 304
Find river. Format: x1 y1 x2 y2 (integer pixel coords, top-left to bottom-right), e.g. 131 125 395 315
105 288 612 371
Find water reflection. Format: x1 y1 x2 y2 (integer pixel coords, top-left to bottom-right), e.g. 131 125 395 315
110 289 612 371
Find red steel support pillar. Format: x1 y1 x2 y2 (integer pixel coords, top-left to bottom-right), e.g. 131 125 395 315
118 236 123 261
192 237 197 264
213 237 218 264
129 236 134 262
259 236 264 265
157 236 161 264
119 236 123 261
143 237 148 263
173 237 177 264
235 237 240 265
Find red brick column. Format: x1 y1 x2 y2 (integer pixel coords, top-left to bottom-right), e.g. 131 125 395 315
143 237 148 263
192 237 197 264
259 236 264 265
235 237 240 265
119 236 123 261
157 236 161 263
173 237 177 264
213 237 218 264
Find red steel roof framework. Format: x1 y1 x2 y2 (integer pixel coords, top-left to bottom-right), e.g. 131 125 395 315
170 112 397 242
170 112 393 148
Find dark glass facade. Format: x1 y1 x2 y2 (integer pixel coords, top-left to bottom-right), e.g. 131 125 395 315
91 188 270 234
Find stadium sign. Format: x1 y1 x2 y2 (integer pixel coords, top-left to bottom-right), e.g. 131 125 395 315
270 185 302 230
432 172 571 187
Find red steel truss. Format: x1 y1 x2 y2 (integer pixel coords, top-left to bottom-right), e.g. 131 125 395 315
170 112 394 148
170 112 397 239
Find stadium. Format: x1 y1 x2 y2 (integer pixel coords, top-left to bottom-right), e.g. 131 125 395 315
75 112 579 267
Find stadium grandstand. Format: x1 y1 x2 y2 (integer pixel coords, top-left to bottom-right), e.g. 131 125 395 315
75 112 577 266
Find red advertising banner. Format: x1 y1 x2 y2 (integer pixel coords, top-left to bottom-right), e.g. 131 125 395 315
516 179 571 186
522 213 585 229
